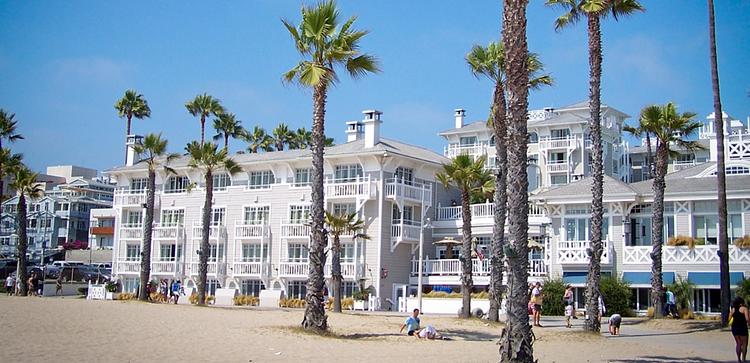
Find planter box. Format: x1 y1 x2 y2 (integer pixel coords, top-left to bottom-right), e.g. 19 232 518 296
353 299 369 311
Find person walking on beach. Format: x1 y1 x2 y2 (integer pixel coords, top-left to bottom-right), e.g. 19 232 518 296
665 288 678 319
565 302 574 328
27 273 37 297
730 297 749 362
55 275 63 296
5 274 14 296
531 282 543 327
563 285 574 306
400 308 421 336
171 280 181 304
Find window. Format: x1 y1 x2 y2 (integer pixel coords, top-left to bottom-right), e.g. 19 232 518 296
334 164 363 182
206 279 221 296
332 203 356 216
248 170 274 189
459 136 477 146
550 175 568 185
730 214 743 242
130 178 148 191
243 206 270 225
550 152 565 163
339 281 359 298
341 243 355 263
240 280 265 297
159 244 180 261
126 244 141 261
528 132 538 143
241 243 268 262
395 167 414 185
392 204 415 224
287 243 308 262
125 211 143 226
694 215 718 245
208 243 225 262
123 277 139 293
165 176 189 194
211 207 226 226
692 200 742 244
489 136 496 146
714 166 750 175
288 205 310 224
161 209 184 227
565 217 609 241
287 281 307 299
294 168 311 187
550 129 570 139
213 173 231 191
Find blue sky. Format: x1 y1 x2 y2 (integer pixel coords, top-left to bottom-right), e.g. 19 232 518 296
1 1 748 173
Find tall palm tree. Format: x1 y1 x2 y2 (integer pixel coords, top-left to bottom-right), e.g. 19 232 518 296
114 90 151 163
244 126 274 153
547 0 644 332
324 211 368 313
186 93 225 145
436 155 493 319
272 123 293 151
466 42 553 322
290 127 313 149
132 134 179 301
10 166 43 296
212 113 245 151
0 109 24 201
708 0 730 327
498 0 534 361
324 137 336 147
623 117 654 180
282 0 379 332
186 142 241 305
643 103 703 318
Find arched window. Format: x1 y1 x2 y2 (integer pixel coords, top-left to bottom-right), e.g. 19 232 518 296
528 132 539 143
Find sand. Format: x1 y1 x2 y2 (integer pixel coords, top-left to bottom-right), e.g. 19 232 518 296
0 296 737 362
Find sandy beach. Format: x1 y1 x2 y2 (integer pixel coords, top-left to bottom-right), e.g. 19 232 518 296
1 296 737 362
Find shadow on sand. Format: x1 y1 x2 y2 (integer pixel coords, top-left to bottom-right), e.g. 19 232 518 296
609 356 734 363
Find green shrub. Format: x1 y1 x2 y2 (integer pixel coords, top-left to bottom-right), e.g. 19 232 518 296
105 281 119 293
540 277 566 316
736 279 750 305
669 277 695 311
600 276 632 317
77 287 88 296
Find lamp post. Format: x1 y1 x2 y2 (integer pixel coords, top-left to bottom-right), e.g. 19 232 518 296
417 216 431 312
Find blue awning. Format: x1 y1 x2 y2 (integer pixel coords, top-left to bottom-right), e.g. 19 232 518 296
623 271 675 286
562 271 612 285
688 272 745 286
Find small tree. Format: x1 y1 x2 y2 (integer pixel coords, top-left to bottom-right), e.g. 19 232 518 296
324 211 368 313
114 90 150 163
600 276 632 317
11 166 43 296
186 93 225 145
212 113 245 151
244 126 274 153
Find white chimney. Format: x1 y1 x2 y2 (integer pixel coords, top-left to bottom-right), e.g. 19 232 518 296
454 108 465 129
345 121 364 142
362 110 382 148
126 135 144 167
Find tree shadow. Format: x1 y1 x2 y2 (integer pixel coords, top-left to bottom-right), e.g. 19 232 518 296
337 332 404 340
439 328 498 342
609 356 733 363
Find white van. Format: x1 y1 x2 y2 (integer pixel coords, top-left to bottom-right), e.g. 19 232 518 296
50 261 85 268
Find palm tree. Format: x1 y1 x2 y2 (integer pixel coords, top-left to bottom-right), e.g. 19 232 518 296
0 109 24 201
272 123 293 151
291 127 313 149
186 142 241 305
324 211 369 312
10 166 43 296
132 134 179 301
212 113 245 151
114 90 151 163
282 0 379 332
436 155 493 318
498 0 534 361
623 117 654 180
466 42 553 322
324 137 335 147
547 0 644 332
708 0 730 327
643 103 702 318
186 93 225 145
244 126 274 153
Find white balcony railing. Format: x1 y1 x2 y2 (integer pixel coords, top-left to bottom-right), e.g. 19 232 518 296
151 261 181 275
114 188 147 207
411 258 547 277
153 224 183 240
192 223 225 240
278 261 309 277
556 240 610 264
231 261 266 276
672 161 697 171
625 245 750 265
280 222 310 238
385 179 432 206
435 202 546 221
324 262 357 278
539 136 577 150
324 176 376 199
187 262 226 276
119 224 143 240
547 161 569 173
391 223 421 241
116 260 140 274
444 143 488 159
234 222 266 239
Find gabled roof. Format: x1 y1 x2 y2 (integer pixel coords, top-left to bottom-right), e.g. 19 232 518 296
438 121 488 136
531 175 638 203
629 162 750 197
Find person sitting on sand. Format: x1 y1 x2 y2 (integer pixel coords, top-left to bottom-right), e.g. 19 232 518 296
400 308 421 336
608 313 622 336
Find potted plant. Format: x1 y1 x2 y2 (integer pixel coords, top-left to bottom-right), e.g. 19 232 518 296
734 235 750 249
352 286 371 311
105 281 119 300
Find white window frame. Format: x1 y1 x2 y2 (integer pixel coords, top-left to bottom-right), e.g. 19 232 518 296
247 170 274 190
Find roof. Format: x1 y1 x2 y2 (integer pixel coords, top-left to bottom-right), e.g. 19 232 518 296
629 139 710 154
531 175 638 202
629 161 750 196
438 121 488 136
106 137 449 173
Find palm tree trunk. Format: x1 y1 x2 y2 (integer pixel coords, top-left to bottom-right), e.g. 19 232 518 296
302 82 328 332
584 14 604 333
460 189 473 319
332 234 342 313
499 0 533 361
489 80 508 322
125 114 132 164
0 138 4 202
708 0 730 327
16 194 28 296
197 170 213 305
200 116 206 145
645 133 653 179
650 144 668 318
138 170 156 301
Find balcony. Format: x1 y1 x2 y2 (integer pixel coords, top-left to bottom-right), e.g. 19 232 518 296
119 224 143 240
278 261 309 278
444 143 488 159
234 222 267 239
435 202 547 221
391 223 421 242
114 188 147 208
547 161 569 173
280 222 310 239
191 223 225 240
231 261 268 277
324 262 358 278
672 161 697 171
116 260 140 274
539 136 578 150
385 179 432 206
556 240 611 265
151 260 182 275
410 258 547 278
623 245 750 265
90 226 114 235
153 224 184 240
324 176 377 200
187 261 226 276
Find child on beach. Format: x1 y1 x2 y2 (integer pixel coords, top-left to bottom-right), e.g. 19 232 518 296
608 313 622 336
565 303 574 328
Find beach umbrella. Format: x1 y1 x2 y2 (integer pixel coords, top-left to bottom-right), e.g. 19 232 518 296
433 237 460 259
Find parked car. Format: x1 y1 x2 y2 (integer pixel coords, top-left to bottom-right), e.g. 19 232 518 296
58 266 109 283
91 263 112 269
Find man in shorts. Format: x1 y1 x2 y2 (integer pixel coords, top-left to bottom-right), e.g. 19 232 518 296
399 308 421 336
608 313 622 335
